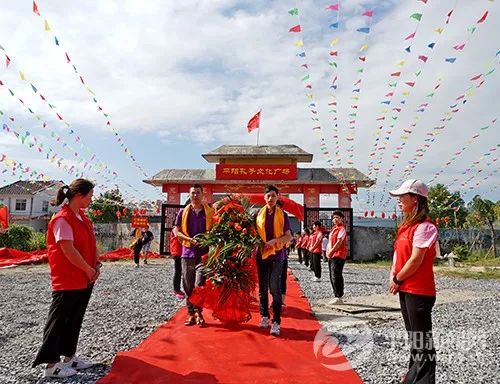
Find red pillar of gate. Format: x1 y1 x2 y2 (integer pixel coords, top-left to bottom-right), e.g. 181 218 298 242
304 186 320 208
203 185 213 204
338 186 351 208
163 185 180 204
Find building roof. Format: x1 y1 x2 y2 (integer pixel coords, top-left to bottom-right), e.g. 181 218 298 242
145 168 374 188
0 180 64 196
201 145 313 163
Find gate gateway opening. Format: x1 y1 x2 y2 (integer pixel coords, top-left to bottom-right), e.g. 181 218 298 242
147 145 374 256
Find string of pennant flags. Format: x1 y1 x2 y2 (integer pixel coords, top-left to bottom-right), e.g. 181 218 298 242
365 2 494 207
288 5 335 167
344 9 374 166
32 0 150 180
428 118 497 184
0 73 117 181
378 56 498 209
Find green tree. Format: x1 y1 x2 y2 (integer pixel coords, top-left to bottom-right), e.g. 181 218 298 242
466 195 497 257
89 188 128 223
427 184 467 228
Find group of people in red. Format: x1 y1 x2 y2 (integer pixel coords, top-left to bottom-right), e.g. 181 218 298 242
32 177 437 383
295 211 348 304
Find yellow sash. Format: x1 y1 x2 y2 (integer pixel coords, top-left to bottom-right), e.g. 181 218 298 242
180 203 214 247
256 205 285 260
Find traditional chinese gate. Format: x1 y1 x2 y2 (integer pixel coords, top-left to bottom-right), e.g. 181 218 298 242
303 206 354 260
159 203 184 255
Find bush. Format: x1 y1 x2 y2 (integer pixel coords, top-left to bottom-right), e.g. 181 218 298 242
30 232 47 250
0 224 33 251
451 244 468 260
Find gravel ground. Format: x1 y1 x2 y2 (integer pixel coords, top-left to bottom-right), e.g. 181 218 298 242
289 258 500 384
1 257 499 383
0 259 183 384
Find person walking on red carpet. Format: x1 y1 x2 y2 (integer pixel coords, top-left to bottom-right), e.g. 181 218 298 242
32 179 99 379
255 185 292 336
326 210 347 305
388 179 438 384
173 184 214 327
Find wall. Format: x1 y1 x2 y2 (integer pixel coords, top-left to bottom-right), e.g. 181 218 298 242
93 222 162 253
352 226 394 261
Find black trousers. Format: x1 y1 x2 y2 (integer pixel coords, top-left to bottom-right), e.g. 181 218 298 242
133 243 142 264
297 248 303 264
399 291 436 384
257 258 283 324
303 249 310 267
173 256 182 292
281 258 288 295
311 252 322 278
33 285 93 366
328 258 345 298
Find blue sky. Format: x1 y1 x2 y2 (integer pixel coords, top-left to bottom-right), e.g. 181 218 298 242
0 0 498 214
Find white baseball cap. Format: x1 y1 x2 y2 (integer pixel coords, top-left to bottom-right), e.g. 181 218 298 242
389 179 428 198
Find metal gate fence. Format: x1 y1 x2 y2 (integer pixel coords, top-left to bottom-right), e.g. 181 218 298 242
159 203 184 255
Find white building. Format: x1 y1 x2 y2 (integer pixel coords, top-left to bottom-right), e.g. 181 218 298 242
0 180 64 231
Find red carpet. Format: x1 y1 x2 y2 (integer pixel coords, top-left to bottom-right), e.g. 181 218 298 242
98 272 363 384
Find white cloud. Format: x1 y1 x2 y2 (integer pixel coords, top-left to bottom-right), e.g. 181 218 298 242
0 0 498 212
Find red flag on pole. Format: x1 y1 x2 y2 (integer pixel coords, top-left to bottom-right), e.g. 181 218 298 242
33 1 40 16
247 111 260 133
288 25 301 33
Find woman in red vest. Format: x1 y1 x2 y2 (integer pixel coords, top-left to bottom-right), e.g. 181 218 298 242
326 210 347 304
169 218 185 299
33 179 99 378
389 179 438 384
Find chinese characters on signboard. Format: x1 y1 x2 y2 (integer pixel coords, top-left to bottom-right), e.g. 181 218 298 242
215 164 297 180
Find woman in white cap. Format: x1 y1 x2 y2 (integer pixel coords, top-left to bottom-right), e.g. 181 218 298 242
388 179 438 384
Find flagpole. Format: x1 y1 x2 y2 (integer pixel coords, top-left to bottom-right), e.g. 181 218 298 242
256 108 262 146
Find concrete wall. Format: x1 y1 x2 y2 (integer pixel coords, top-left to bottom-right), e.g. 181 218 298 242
93 222 162 253
352 226 394 261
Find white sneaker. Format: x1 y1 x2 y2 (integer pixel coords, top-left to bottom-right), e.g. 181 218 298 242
45 362 77 378
259 316 270 328
270 322 281 336
330 297 344 305
63 355 94 370
312 277 321 282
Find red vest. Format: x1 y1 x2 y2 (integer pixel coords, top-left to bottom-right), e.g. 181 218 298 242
394 221 436 297
300 234 309 249
169 231 182 257
47 205 97 291
310 230 323 253
329 224 347 259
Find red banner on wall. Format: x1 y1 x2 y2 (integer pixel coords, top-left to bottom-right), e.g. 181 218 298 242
131 216 149 229
216 164 297 180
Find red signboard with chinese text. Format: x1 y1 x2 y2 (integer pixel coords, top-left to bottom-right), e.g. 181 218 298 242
215 164 297 180
131 216 149 229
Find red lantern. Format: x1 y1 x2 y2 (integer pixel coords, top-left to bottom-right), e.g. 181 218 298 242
370 210 375 217
435 217 441 225
444 216 450 224
391 213 397 220
115 211 122 219
133 208 139 216
156 207 160 214
122 208 127 216
381 212 386 219
140 209 147 215
364 211 368 217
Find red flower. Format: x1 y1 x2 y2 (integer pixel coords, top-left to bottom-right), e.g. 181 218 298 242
234 223 242 231
242 228 248 235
